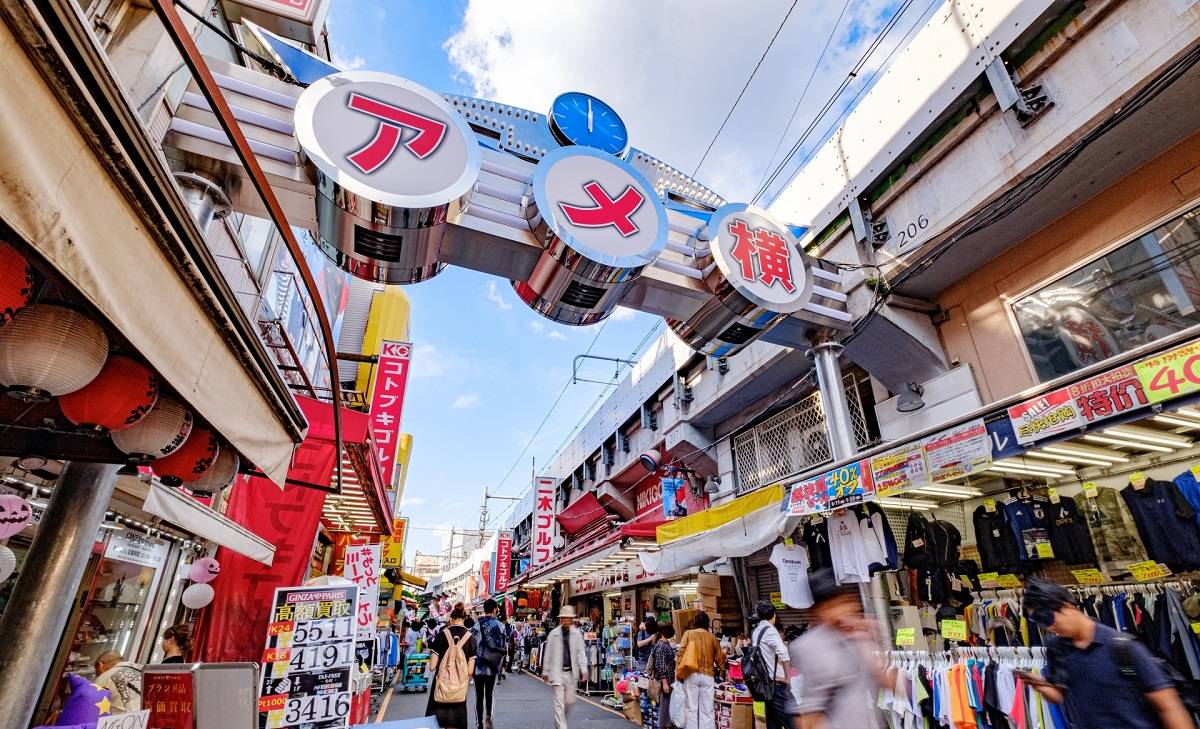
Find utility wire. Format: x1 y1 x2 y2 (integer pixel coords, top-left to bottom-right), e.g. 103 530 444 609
692 0 800 177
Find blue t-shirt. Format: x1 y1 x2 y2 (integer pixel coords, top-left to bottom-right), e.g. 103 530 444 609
1046 622 1171 729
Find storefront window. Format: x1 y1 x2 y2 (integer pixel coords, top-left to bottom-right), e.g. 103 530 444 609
1014 204 1200 382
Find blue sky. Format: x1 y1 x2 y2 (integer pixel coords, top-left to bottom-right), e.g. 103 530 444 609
325 0 928 565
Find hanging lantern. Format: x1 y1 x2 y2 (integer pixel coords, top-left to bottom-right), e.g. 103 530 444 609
181 582 215 610
58 355 159 433
153 426 218 486
188 557 221 584
0 495 32 539
187 446 238 496
111 395 193 461
0 545 14 582
0 304 108 402
0 240 33 328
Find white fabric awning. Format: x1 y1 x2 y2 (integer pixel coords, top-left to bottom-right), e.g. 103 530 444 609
0 23 300 485
639 501 789 575
143 482 275 565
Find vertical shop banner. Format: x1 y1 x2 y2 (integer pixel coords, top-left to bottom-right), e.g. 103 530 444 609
660 477 685 518
195 474 329 663
532 476 557 566
144 672 194 729
923 418 991 482
381 517 408 569
871 443 929 498
368 341 412 488
494 531 513 592
257 585 357 729
343 544 381 640
984 412 1025 460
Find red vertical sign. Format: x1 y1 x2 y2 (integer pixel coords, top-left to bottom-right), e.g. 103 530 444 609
369 341 412 489
533 477 556 567
494 531 513 592
145 672 195 729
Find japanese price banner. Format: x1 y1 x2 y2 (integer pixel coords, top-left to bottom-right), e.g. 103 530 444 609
1135 339 1200 404
824 459 874 509
923 418 991 483
785 474 828 516
368 341 412 489
144 672 194 729
343 544 382 640
1007 388 1080 444
1007 365 1148 445
257 585 358 729
871 442 929 498
381 517 408 569
532 476 557 566
494 531 513 592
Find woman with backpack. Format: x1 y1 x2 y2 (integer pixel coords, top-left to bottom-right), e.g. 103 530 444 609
426 602 478 729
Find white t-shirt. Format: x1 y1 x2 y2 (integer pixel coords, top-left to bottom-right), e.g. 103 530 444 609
769 543 814 608
827 511 869 584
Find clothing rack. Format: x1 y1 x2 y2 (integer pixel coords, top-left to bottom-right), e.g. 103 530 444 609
972 574 1200 601
887 647 1045 660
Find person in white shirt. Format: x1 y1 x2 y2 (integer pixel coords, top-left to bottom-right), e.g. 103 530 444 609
752 601 801 729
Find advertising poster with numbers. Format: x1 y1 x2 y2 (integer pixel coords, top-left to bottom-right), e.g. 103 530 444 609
257 585 358 729
871 442 930 498
923 418 991 483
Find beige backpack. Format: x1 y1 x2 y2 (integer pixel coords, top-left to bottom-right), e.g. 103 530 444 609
434 629 472 703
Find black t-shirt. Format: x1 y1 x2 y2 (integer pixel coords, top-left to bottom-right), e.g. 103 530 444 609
431 625 477 663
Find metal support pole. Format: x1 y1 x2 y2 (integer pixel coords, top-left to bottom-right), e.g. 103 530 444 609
173 171 231 234
807 340 856 462
0 461 120 728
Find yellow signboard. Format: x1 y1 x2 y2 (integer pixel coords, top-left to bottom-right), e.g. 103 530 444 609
1071 568 1107 585
1129 560 1172 581
1135 340 1200 404
941 620 968 642
381 516 408 569
996 574 1023 588
895 628 916 647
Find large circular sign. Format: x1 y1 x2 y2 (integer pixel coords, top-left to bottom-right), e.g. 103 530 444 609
531 146 667 269
294 71 481 209
706 204 813 313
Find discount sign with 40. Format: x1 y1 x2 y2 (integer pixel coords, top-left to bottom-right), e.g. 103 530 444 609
1136 340 1200 404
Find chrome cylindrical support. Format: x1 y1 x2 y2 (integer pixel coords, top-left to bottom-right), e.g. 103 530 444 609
0 461 120 728
808 340 856 462
174 171 231 234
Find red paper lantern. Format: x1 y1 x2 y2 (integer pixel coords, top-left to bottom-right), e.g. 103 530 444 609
58 355 158 433
153 426 219 486
0 240 33 328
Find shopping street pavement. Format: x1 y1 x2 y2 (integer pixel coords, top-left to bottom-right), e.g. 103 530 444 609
378 671 633 728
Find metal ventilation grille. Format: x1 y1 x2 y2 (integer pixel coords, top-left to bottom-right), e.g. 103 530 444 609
717 322 759 345
354 226 402 262
560 280 606 308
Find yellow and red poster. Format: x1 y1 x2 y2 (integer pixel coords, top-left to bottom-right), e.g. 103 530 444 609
381 517 408 569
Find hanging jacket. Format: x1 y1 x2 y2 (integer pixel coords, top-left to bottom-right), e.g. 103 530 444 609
864 501 899 569
903 513 933 569
1046 498 1097 566
1001 495 1052 561
802 518 833 571
926 520 962 568
1121 479 1200 570
1073 488 1148 570
972 505 1021 572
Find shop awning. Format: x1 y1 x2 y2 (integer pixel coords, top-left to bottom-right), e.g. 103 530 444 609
556 492 608 534
621 509 668 539
0 22 304 485
399 571 428 589
642 484 787 574
143 481 275 565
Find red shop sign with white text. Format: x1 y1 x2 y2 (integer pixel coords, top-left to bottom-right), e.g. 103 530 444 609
144 672 194 729
533 477 557 567
369 341 412 489
494 531 513 592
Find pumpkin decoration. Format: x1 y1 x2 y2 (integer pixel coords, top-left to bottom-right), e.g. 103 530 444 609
0 239 33 328
0 304 108 402
110 395 193 461
153 426 218 486
0 494 32 539
58 355 158 433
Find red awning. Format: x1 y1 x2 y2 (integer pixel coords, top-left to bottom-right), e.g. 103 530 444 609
556 492 608 534
621 509 668 539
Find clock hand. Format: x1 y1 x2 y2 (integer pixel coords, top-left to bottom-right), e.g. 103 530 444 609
587 99 593 134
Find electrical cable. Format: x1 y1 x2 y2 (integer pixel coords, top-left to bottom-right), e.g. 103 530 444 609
692 0 800 177
174 0 287 77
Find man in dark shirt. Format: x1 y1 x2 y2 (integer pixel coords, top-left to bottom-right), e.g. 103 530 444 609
1021 578 1193 729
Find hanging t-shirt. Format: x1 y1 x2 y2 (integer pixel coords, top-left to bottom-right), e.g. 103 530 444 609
1121 479 1200 570
802 518 833 571
973 505 1021 572
1046 498 1096 565
1001 496 1052 561
769 542 814 608
828 510 869 584
856 506 890 573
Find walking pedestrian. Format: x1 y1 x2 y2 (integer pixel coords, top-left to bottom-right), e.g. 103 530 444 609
159 624 191 664
426 603 477 729
1021 577 1195 729
748 601 801 729
675 611 725 729
635 617 658 671
651 624 679 729
474 598 507 729
792 569 895 729
543 606 587 729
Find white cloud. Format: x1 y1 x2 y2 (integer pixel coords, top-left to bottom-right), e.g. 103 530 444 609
444 0 923 205
548 330 567 340
528 320 546 334
485 280 512 310
331 43 366 71
401 495 428 508
452 393 481 409
610 307 636 322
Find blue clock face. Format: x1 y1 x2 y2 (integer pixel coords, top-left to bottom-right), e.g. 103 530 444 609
548 92 629 156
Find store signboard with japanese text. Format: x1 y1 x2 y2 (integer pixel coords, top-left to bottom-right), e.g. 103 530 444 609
381 517 408 569
785 472 829 516
871 443 929 498
572 557 659 595
256 585 357 729
532 476 557 566
144 672 194 729
494 531 513 592
105 530 170 569
923 418 991 483
1135 340 1200 404
1007 365 1148 444
343 544 381 640
368 341 412 489
824 460 874 509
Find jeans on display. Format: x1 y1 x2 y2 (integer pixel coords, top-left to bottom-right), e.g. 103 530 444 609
683 673 715 729
474 674 496 726
764 681 800 729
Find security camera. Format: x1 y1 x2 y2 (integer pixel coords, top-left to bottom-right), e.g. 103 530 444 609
638 449 662 472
